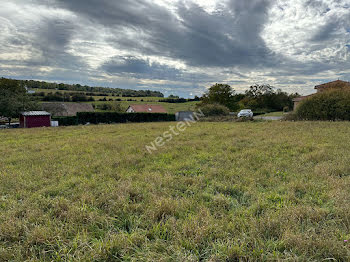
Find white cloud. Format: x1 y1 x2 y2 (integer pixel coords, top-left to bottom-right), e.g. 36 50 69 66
262 0 350 62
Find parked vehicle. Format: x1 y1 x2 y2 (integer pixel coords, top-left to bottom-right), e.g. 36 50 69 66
0 123 20 129
237 109 253 118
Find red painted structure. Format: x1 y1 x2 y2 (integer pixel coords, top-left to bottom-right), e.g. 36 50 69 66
20 111 51 128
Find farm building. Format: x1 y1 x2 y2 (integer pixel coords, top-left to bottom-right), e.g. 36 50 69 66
20 111 51 128
126 104 167 113
41 103 94 116
293 80 350 110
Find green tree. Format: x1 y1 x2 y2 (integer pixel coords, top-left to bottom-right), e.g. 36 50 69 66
245 84 274 98
201 83 237 110
0 78 38 124
110 102 123 112
242 84 295 111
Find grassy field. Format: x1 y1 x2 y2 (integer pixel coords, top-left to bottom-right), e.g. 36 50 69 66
1 122 350 261
39 100 199 114
34 88 199 114
91 100 199 114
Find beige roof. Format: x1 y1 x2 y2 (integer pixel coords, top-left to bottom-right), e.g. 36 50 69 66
41 103 94 116
315 80 350 90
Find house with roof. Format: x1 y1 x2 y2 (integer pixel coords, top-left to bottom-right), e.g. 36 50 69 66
293 80 350 110
126 104 167 113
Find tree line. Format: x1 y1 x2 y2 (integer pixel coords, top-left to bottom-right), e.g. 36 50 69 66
8 78 164 97
32 92 95 102
199 83 300 113
159 97 201 103
32 92 156 103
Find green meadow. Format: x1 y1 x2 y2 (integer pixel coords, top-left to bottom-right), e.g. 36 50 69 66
91 100 199 114
34 88 199 114
1 122 350 261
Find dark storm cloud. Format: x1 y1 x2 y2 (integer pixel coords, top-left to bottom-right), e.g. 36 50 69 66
55 0 173 28
101 56 216 83
266 61 334 77
102 56 182 79
27 18 83 68
56 0 278 68
171 1 276 67
311 19 341 42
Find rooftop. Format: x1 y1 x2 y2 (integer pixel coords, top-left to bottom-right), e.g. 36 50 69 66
315 80 350 89
41 103 94 116
21 111 51 116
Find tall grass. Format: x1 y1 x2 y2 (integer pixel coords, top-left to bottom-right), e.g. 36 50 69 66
1 122 350 261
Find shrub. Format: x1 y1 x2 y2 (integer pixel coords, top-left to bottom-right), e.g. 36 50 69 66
71 94 88 102
96 103 124 112
110 103 123 112
96 103 112 111
295 90 350 121
197 104 230 116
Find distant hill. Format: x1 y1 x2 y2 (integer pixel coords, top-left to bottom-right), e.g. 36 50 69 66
2 78 164 97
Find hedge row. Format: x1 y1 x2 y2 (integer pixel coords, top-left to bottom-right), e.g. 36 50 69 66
53 112 175 126
296 89 350 120
52 116 78 126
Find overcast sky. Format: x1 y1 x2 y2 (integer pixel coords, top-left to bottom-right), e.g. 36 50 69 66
1 0 349 97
